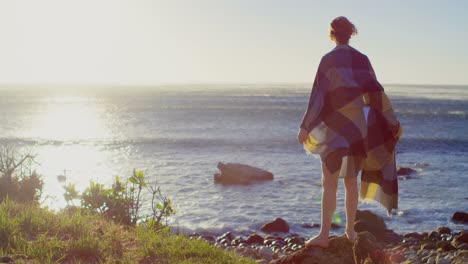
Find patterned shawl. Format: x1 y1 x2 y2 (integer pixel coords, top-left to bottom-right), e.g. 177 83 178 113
300 44 402 214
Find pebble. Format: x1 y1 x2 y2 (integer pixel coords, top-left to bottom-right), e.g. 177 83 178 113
427 256 436 264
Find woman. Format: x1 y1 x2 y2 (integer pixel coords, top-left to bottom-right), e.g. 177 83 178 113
297 17 402 248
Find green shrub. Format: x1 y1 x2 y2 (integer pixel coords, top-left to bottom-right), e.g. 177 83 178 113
65 169 175 229
0 147 43 203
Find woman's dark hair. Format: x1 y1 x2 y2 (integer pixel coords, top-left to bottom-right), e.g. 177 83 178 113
329 16 357 44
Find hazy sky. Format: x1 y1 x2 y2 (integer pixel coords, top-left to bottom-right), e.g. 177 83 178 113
1 0 467 85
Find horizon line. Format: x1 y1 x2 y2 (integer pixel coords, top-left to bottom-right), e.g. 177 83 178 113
0 82 467 88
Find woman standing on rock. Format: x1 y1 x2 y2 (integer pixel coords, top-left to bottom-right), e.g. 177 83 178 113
297 17 402 248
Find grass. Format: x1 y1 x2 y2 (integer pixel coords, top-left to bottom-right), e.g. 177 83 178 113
0 200 255 264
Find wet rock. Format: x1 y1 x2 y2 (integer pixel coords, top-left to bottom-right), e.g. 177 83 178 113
214 162 273 185
260 218 289 233
284 236 304 246
217 231 234 243
265 235 284 242
247 233 264 245
199 235 216 244
403 232 425 241
451 211 468 223
231 236 246 246
301 223 320 229
437 226 452 235
396 166 416 175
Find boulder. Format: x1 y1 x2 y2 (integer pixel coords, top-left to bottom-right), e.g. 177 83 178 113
453 232 468 248
437 226 452 234
354 210 401 244
214 162 273 185
451 211 468 223
271 235 354 264
246 233 264 245
353 232 385 264
354 210 387 237
260 218 289 233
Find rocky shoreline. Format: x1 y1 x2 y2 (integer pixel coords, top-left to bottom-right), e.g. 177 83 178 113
189 210 468 264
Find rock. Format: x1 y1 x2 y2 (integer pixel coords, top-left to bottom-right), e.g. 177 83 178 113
403 232 425 241
436 240 455 251
260 218 289 233
272 235 354 264
217 231 234 243
380 229 402 244
214 162 274 185
429 231 439 239
389 251 405 263
301 223 320 229
284 236 304 246
354 210 387 238
353 232 384 264
421 242 436 250
436 256 450 264
0 257 12 263
457 250 468 258
258 247 275 261
247 233 264 245
265 235 284 242
452 232 468 248
451 211 468 223
396 167 417 175
231 236 246 246
437 226 452 234
457 243 468 250
198 235 216 244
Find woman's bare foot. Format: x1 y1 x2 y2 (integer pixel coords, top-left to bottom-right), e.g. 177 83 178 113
305 234 329 248
345 229 357 243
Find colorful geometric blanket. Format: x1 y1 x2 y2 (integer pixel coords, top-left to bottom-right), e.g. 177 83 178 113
300 44 402 214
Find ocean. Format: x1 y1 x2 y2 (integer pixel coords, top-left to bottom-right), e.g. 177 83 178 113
0 84 467 237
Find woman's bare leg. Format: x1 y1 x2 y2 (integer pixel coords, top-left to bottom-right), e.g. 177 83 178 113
343 176 359 242
305 163 338 248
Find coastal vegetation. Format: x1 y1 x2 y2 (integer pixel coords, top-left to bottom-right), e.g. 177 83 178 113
0 148 254 263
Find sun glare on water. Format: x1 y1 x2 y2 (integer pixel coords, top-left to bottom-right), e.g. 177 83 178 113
27 94 117 207
30 95 108 141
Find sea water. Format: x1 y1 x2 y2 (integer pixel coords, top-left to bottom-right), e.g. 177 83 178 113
0 84 467 237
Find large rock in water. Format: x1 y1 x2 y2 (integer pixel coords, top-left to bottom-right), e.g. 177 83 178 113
260 218 289 233
451 211 468 223
214 162 273 185
396 166 416 175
